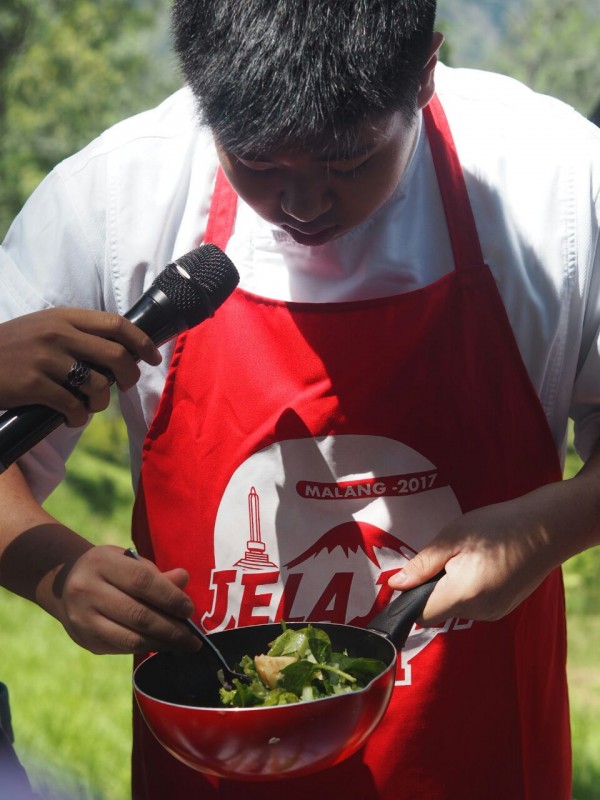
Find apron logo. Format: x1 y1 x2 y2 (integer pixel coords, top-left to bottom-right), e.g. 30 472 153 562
204 435 472 684
284 521 416 569
297 469 439 500
233 487 278 569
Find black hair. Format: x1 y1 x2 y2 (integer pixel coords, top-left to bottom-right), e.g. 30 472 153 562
172 0 437 155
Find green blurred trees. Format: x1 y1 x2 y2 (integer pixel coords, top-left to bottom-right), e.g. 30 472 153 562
492 0 600 117
0 0 180 237
438 0 600 118
2 0 599 240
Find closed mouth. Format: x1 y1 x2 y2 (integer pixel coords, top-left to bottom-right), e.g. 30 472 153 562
281 223 339 245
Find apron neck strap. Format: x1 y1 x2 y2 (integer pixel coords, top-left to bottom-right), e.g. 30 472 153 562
204 167 238 249
423 95 486 270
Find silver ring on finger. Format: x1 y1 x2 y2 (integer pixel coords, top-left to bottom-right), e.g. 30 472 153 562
65 359 91 389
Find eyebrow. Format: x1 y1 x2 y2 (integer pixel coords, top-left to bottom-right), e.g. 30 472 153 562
319 140 379 162
236 137 381 164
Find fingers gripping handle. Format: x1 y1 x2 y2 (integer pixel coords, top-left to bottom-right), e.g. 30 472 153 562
368 572 444 650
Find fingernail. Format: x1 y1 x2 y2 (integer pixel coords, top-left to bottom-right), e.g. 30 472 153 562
182 601 194 617
389 570 407 588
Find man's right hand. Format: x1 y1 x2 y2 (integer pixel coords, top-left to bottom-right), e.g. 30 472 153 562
0 308 162 427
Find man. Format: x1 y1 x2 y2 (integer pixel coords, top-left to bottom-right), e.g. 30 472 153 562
0 1 599 797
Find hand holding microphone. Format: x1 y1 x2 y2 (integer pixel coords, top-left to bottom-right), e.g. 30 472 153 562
0 244 239 471
0 308 163 426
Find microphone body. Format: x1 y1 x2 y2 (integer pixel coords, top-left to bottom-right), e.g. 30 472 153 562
0 245 239 472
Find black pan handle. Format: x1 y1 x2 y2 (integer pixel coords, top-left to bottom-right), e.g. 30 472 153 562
368 571 445 649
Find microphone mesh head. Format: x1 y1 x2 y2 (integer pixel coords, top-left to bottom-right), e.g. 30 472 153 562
152 244 240 327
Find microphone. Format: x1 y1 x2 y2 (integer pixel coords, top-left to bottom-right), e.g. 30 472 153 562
0 244 239 472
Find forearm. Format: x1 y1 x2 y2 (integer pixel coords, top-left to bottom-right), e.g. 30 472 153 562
565 440 600 546
0 463 93 616
541 441 600 566
0 463 199 655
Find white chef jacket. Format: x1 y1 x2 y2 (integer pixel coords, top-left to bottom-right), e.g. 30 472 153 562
1 63 599 501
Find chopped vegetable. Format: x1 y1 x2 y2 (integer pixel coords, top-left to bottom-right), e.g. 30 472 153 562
218 623 387 708
254 655 298 689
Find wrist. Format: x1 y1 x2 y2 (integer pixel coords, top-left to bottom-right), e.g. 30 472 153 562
1 520 94 617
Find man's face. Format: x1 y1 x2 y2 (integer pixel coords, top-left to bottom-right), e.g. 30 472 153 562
216 112 419 246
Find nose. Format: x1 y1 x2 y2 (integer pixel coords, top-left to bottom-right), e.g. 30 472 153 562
280 176 333 223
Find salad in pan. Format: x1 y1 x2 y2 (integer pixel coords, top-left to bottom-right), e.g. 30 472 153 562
218 623 387 708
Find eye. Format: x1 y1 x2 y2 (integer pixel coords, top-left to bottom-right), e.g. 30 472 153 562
327 155 372 179
236 157 278 173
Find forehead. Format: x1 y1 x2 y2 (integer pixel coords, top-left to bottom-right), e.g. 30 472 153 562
234 111 408 161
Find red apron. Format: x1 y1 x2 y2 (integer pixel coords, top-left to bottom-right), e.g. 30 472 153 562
131 96 571 799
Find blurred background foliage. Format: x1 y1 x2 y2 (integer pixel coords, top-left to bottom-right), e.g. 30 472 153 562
1 0 600 797
0 0 182 236
1 0 600 237
438 0 600 120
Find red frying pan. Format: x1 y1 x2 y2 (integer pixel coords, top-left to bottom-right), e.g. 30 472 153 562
133 574 440 781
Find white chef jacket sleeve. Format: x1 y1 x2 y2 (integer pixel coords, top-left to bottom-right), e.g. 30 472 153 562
0 165 109 502
572 204 600 463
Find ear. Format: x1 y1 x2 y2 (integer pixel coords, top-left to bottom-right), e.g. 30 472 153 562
416 31 445 110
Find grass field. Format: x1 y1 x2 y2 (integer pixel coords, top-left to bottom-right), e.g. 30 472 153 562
1 425 135 799
0 416 599 799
